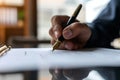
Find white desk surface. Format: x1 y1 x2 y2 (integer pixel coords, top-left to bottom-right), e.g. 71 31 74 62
0 48 120 73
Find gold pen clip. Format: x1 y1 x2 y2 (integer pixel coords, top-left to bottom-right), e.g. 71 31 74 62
0 45 11 56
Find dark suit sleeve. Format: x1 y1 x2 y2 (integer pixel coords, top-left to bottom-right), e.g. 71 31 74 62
86 0 120 48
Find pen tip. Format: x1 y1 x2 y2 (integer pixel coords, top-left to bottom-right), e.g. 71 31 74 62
52 40 61 52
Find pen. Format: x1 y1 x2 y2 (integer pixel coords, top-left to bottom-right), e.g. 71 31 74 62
0 45 11 56
0 45 8 53
52 4 82 51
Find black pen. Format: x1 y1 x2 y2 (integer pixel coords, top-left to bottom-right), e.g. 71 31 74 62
52 4 82 51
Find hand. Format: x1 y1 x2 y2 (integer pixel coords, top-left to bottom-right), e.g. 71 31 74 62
49 68 91 80
49 15 92 80
49 15 92 50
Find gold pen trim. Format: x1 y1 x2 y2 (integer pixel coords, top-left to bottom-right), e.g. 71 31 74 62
0 45 11 56
52 40 62 51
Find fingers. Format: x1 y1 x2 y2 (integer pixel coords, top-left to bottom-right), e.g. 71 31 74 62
49 25 62 40
62 22 91 49
60 40 78 50
51 39 77 50
51 15 69 27
63 22 85 39
49 15 91 50
49 15 69 40
63 68 91 80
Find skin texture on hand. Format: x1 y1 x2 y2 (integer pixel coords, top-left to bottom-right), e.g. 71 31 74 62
49 15 92 50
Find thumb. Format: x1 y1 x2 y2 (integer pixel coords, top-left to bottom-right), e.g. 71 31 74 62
63 22 83 39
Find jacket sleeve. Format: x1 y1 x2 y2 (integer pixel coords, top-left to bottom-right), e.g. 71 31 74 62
85 0 120 48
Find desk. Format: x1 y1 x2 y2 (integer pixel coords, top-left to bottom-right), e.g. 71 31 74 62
0 48 120 80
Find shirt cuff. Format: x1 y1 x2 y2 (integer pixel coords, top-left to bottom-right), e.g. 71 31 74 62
84 23 98 48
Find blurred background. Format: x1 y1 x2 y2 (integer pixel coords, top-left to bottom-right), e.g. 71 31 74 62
0 0 110 80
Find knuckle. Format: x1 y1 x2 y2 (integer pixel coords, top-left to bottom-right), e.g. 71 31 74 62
49 27 53 36
51 15 59 22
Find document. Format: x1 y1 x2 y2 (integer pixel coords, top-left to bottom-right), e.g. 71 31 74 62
0 48 120 73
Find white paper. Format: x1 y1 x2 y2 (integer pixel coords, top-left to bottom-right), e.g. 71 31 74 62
0 48 120 73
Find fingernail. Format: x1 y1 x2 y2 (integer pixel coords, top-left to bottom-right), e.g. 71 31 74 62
64 29 73 39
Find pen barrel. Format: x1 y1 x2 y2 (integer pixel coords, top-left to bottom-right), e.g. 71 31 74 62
58 4 82 42
59 35 65 42
66 16 76 26
72 4 82 18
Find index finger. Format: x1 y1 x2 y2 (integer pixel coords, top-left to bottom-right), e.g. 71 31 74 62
51 15 69 27
50 15 70 39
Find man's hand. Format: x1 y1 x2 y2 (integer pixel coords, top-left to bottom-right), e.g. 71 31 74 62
49 15 92 50
49 15 92 80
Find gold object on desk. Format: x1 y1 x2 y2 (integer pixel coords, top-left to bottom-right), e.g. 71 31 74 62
0 45 11 56
52 40 61 51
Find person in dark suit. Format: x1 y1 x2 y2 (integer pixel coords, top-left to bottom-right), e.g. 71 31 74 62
49 0 120 80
